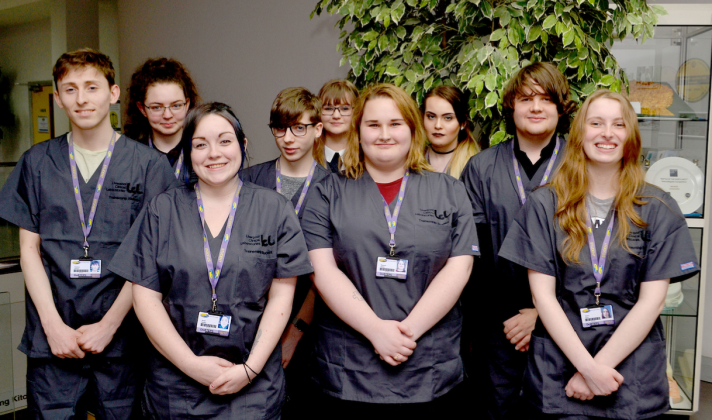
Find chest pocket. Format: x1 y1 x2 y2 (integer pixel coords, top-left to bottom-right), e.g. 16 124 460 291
609 230 648 303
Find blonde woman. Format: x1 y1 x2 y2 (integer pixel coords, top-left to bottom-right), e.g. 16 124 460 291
499 90 699 419
302 84 479 418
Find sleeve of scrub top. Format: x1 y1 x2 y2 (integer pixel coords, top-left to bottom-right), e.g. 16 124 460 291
275 200 314 279
301 180 333 250
642 194 700 283
498 189 557 277
0 152 40 232
459 156 486 223
108 199 162 292
144 155 180 203
449 180 480 257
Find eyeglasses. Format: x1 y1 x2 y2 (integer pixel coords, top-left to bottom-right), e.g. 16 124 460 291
322 105 353 116
143 102 187 116
270 123 316 138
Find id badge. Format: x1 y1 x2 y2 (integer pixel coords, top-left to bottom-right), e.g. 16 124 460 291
580 305 615 328
70 259 101 278
196 312 231 337
375 257 408 280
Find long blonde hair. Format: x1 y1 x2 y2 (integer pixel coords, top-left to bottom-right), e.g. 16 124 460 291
423 86 480 178
342 84 433 179
551 89 647 263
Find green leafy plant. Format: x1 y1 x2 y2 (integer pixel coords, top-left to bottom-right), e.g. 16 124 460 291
312 0 666 145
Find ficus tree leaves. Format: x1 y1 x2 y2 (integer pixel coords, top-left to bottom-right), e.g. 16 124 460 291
312 0 666 145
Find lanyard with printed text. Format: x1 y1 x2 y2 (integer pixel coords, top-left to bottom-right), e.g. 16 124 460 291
586 206 615 306
195 180 242 313
149 138 183 179
68 131 117 255
512 137 561 205
275 159 317 215
382 171 410 257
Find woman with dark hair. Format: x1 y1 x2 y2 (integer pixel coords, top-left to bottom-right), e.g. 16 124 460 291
109 102 312 419
422 86 479 178
499 90 699 418
302 84 479 418
124 58 200 179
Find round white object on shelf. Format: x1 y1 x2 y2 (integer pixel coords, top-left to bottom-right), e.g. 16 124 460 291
645 157 704 214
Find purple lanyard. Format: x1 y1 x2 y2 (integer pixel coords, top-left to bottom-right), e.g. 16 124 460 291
382 171 410 257
68 131 117 254
512 137 561 205
275 159 317 215
585 206 615 306
149 138 183 179
195 180 242 313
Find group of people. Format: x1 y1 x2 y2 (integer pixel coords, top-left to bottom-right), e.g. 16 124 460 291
0 47 700 420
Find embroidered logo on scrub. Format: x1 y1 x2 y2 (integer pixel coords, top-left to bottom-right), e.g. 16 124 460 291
472 245 479 252
415 208 451 225
240 234 274 256
681 262 696 271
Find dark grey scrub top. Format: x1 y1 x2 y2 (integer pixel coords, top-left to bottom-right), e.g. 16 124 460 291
301 170 480 403
0 134 176 358
241 158 330 320
498 185 699 419
241 158 331 219
108 183 313 419
460 137 566 322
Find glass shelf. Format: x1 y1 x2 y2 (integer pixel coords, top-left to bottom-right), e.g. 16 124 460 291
661 288 699 317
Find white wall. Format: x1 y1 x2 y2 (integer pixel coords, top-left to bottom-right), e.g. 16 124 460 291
117 0 348 165
0 18 52 162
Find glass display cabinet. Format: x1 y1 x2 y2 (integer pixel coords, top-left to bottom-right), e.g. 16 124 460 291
611 24 711 415
0 292 15 417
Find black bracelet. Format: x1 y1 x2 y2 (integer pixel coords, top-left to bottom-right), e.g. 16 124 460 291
244 362 259 378
291 317 310 333
242 364 252 384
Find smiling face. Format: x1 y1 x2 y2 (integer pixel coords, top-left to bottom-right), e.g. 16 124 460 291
191 114 243 187
54 66 120 132
274 112 322 164
583 98 627 168
141 82 189 138
321 94 354 137
512 83 560 142
360 97 412 172
423 96 461 152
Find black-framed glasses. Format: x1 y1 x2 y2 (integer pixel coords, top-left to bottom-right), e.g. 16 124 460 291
270 123 316 138
143 102 187 115
322 105 353 116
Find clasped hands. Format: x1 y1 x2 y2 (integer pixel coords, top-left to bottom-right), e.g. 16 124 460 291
369 319 417 367
46 319 119 358
187 355 255 395
565 364 624 401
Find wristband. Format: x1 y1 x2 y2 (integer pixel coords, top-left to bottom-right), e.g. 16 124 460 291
291 317 309 333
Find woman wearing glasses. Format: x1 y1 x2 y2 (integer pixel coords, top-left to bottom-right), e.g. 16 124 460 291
124 58 200 180
110 103 312 419
241 87 330 419
318 79 359 173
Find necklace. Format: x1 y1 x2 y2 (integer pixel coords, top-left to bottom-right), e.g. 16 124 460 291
430 145 456 155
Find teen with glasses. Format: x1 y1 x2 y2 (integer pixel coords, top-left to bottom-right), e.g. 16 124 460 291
241 87 330 419
318 79 359 173
124 58 200 179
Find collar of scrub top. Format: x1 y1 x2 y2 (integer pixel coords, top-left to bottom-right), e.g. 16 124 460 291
195 179 243 314
68 130 118 255
512 136 561 205
585 204 615 306
149 137 183 179
275 158 317 215
381 171 410 257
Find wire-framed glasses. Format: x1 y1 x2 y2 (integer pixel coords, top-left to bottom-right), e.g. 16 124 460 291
322 105 353 116
143 102 187 115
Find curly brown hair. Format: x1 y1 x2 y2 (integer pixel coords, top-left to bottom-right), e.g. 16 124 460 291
123 58 200 143
501 62 577 137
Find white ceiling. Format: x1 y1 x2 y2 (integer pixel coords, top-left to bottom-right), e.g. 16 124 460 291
0 0 51 28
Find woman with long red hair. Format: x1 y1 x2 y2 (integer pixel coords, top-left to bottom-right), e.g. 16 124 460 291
499 89 699 418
